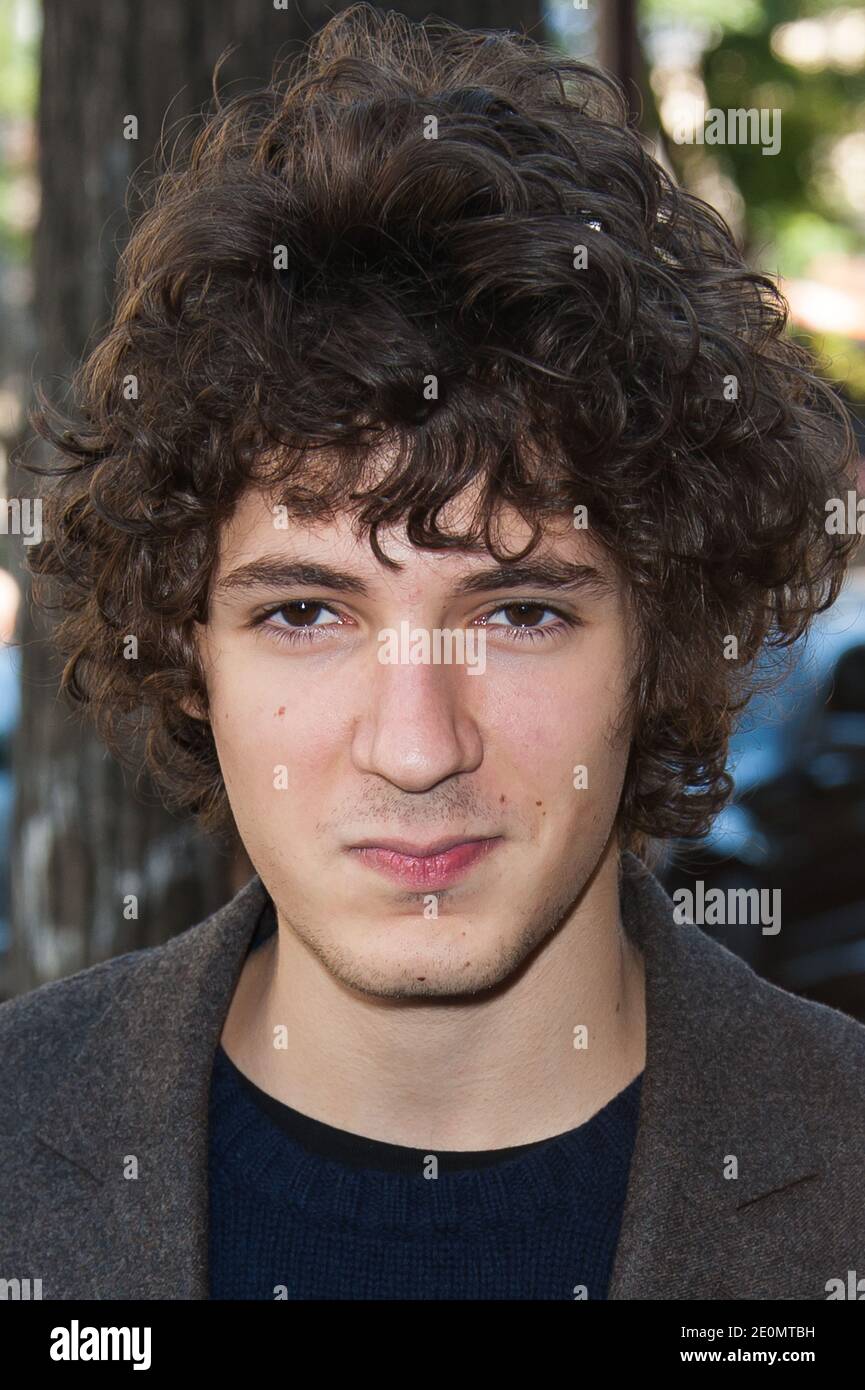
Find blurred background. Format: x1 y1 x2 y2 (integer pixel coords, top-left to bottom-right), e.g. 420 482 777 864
0 0 863 1012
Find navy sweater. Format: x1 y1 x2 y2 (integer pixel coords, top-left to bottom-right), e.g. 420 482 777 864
207 904 643 1301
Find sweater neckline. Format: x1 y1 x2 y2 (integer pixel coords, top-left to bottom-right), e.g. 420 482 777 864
216 1040 642 1173
209 1043 643 1227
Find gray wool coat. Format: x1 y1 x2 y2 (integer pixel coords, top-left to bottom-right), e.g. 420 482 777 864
1 851 864 1300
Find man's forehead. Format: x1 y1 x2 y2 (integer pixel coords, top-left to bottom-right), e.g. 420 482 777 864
215 484 607 581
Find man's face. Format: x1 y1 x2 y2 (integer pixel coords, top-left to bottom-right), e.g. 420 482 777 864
192 480 636 999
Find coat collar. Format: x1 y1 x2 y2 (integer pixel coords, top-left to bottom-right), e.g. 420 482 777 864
31 853 823 1299
607 856 823 1298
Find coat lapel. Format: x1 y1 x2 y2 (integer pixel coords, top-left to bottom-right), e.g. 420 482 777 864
29 872 270 1299
607 856 823 1299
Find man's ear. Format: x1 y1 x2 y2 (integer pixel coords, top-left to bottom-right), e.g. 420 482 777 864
177 691 209 722
180 625 209 722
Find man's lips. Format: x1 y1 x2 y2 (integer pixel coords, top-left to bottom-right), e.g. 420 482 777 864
346 836 503 889
348 834 496 856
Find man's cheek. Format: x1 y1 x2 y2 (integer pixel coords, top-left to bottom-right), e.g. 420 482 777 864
212 691 285 789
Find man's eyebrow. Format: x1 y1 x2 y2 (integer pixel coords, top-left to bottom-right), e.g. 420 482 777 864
214 555 613 599
215 559 370 597
454 561 613 597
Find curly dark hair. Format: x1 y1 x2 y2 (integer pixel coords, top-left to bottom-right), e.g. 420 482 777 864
24 3 859 856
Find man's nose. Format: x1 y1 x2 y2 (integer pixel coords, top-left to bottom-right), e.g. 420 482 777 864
350 651 484 791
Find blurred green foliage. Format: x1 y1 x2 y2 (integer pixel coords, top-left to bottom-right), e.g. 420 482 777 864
643 0 865 402
0 0 37 118
0 0 39 263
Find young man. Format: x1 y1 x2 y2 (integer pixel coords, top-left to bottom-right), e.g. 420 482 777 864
3 5 865 1301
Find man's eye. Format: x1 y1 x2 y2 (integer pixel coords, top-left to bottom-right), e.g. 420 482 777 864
483 603 559 628
254 601 345 646
479 603 578 642
269 601 341 628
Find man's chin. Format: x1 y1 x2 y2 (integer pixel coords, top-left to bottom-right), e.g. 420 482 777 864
338 967 507 1002
321 937 517 1001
